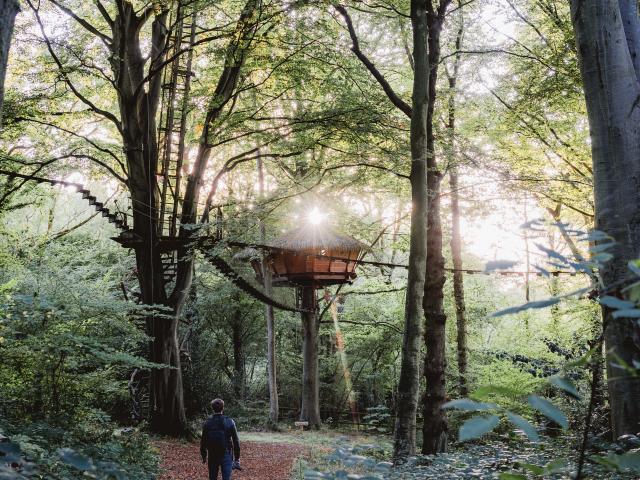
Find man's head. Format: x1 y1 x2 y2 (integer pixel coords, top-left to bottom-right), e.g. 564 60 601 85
211 398 224 414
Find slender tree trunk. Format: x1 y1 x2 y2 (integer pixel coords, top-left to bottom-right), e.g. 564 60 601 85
523 194 531 302
446 11 467 398
422 175 448 454
300 286 321 428
232 307 246 401
258 156 279 426
570 0 640 438
0 0 18 127
450 172 468 396
421 1 452 454
393 0 430 462
264 274 278 424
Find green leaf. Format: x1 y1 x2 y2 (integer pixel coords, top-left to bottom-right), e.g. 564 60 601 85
484 260 518 272
442 399 498 411
527 395 568 429
535 243 569 264
458 414 500 442
58 448 95 471
471 385 521 400
548 375 581 399
492 298 560 317
533 265 550 277
498 474 527 480
506 412 539 442
592 252 613 263
543 459 569 474
593 452 640 472
564 348 595 368
584 230 612 242
599 296 635 310
589 243 616 253
612 309 640 319
629 260 640 278
520 463 544 475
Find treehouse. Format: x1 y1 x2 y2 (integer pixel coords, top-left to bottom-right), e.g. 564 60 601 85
245 227 366 287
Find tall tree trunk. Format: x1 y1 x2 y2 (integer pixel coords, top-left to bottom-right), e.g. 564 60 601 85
333 1 431 459
300 286 321 428
0 0 19 126
421 0 451 455
393 0 430 462
450 171 468 397
108 2 188 435
232 306 246 401
523 194 531 302
258 155 279 427
446 8 467 398
422 175 448 454
570 0 640 438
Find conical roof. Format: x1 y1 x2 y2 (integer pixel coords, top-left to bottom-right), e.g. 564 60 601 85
269 226 366 252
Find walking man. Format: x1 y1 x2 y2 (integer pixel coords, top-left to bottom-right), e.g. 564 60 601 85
200 398 241 480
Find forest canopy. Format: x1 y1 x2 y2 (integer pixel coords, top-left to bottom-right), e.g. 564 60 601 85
1 0 640 479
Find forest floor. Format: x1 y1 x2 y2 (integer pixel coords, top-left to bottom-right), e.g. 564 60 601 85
154 431 638 479
154 433 317 480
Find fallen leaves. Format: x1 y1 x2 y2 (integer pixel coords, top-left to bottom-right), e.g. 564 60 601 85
155 438 307 480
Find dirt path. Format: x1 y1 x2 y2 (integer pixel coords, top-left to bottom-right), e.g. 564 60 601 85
155 439 308 480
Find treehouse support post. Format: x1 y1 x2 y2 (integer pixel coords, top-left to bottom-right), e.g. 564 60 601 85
300 285 321 429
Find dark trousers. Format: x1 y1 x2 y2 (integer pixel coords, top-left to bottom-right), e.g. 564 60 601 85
208 452 233 480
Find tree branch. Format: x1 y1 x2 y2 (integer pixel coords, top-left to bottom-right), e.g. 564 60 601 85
28 0 122 131
16 117 127 176
48 0 112 46
95 0 114 26
334 5 412 118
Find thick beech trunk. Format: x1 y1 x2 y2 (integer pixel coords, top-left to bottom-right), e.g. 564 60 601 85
107 2 189 435
570 0 640 437
421 2 451 455
393 0 430 461
0 0 19 125
300 286 321 428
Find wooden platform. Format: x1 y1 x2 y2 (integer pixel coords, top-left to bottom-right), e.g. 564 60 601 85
111 231 195 252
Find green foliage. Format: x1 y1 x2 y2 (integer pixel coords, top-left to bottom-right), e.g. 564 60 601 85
0 419 158 479
362 405 393 433
0 233 160 477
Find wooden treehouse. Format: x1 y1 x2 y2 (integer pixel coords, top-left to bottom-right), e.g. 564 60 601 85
247 227 366 288
240 225 365 429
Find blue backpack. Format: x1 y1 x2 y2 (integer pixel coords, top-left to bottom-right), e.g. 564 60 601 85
205 415 231 461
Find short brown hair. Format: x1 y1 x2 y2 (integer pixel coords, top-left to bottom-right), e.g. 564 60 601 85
211 398 224 413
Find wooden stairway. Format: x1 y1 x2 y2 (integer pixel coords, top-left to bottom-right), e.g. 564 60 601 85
0 169 130 232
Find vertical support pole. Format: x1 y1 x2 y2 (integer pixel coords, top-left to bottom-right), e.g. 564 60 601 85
258 154 279 427
300 286 321 428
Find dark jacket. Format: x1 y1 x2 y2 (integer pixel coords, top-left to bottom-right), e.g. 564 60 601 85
200 414 240 461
